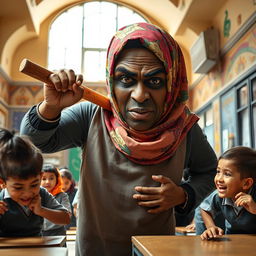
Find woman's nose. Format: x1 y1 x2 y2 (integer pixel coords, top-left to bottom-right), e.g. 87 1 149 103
131 83 150 103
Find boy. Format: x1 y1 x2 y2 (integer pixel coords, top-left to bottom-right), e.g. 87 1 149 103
0 128 70 237
200 146 256 240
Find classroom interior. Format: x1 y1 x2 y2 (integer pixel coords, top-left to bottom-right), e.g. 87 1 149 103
1 0 256 255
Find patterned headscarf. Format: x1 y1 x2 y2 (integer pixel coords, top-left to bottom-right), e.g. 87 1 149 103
50 171 64 196
104 22 199 165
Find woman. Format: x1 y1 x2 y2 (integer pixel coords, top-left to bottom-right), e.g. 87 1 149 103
20 22 217 256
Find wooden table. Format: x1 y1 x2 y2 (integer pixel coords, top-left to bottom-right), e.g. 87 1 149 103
0 247 68 256
0 236 66 248
66 229 76 235
66 234 76 241
132 234 256 256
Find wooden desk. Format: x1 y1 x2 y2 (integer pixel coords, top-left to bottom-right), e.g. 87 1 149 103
0 236 66 248
132 234 256 256
66 229 76 235
66 234 76 241
0 247 68 256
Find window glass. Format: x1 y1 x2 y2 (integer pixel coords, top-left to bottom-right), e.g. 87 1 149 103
252 77 256 101
253 105 256 147
83 51 107 81
221 90 236 152
205 108 213 126
239 109 250 146
48 1 147 82
238 85 248 108
197 107 214 148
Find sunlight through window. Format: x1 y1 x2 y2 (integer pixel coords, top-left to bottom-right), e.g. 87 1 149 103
48 1 147 82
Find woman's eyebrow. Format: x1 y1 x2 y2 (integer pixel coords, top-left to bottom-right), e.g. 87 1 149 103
144 68 166 77
115 67 137 76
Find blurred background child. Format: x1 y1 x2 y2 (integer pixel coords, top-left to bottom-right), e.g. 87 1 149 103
59 167 77 229
0 128 70 237
41 163 71 235
200 146 256 240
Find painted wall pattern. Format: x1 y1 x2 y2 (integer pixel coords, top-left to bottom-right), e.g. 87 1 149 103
190 23 256 112
0 74 9 104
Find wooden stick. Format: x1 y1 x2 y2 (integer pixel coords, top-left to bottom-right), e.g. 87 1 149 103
19 59 111 111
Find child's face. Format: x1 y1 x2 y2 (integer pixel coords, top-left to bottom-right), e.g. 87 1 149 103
41 172 57 193
61 176 72 192
3 175 41 206
214 159 247 200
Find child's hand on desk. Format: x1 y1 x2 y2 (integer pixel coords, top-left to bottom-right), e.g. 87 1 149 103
28 194 42 215
200 226 224 240
0 200 8 214
235 192 256 214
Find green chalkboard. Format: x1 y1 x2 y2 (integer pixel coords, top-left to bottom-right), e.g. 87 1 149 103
68 147 81 182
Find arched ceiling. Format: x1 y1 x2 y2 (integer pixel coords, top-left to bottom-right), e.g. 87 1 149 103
1 0 227 79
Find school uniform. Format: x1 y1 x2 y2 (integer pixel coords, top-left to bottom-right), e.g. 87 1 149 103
0 187 67 237
42 191 71 236
206 184 256 234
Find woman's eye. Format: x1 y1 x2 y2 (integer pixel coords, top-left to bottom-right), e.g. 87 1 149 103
120 76 133 84
150 78 161 84
14 187 22 190
147 78 164 88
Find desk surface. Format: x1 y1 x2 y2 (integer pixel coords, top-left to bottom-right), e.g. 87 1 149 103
66 229 76 235
0 247 68 256
132 234 256 256
0 236 66 248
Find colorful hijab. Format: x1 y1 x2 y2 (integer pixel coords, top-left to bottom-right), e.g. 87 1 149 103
50 171 64 196
104 22 199 165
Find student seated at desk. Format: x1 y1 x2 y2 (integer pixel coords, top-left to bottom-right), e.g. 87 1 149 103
41 164 71 236
194 190 225 235
59 167 77 229
0 128 70 237
201 146 256 240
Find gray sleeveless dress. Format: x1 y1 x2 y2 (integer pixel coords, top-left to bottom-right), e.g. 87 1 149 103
75 108 186 256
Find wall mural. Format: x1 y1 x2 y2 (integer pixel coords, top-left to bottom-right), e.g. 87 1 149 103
11 110 27 131
190 23 256 112
224 10 231 37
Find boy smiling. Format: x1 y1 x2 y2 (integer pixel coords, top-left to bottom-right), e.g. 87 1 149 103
0 128 70 237
200 146 256 240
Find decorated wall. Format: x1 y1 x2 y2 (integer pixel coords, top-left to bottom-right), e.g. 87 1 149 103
190 23 256 112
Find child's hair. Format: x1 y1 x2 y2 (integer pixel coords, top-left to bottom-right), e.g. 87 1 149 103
219 146 256 182
59 167 76 192
42 163 60 180
0 128 43 181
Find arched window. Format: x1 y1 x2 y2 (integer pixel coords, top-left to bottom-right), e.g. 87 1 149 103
48 1 147 82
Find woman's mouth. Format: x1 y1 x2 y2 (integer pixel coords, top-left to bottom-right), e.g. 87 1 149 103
128 108 153 120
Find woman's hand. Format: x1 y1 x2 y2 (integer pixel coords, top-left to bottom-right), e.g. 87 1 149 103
235 192 256 214
200 226 224 240
133 175 186 214
39 69 84 120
